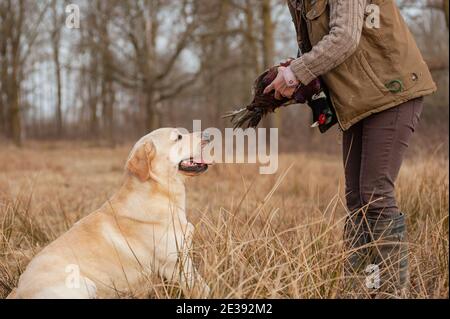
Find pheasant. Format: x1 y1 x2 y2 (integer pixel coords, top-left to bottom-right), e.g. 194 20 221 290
223 60 338 133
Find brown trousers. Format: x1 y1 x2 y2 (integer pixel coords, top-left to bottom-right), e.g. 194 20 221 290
343 98 423 218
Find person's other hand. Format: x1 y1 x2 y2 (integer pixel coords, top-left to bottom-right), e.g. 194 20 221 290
263 66 298 100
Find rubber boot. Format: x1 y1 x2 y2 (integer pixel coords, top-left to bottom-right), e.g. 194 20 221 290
366 213 409 298
343 213 372 296
343 212 409 298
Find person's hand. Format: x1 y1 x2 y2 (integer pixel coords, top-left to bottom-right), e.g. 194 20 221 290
263 66 299 100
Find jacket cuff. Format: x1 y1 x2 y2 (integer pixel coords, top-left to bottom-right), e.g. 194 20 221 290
290 58 317 85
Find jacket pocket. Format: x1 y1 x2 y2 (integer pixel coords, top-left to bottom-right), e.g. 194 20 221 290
357 51 390 95
322 50 389 126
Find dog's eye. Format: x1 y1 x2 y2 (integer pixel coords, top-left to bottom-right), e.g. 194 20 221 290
177 134 182 141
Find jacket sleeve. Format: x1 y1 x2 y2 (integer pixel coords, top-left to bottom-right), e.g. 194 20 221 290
290 0 367 85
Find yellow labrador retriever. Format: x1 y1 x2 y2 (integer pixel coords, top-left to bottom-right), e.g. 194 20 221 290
8 128 212 299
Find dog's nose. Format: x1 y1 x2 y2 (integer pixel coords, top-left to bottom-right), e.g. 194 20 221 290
201 131 211 142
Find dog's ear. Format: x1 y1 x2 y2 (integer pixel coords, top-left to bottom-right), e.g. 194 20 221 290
126 141 156 182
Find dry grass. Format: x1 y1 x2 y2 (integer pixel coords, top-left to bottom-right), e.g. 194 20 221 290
0 142 448 299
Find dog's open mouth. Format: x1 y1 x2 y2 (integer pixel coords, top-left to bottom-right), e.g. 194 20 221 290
178 158 209 174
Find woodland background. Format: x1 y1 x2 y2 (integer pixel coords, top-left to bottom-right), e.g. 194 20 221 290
0 0 448 152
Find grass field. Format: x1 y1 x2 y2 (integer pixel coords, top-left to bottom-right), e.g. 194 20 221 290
0 142 448 298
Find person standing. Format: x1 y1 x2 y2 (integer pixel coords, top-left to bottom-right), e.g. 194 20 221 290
264 0 437 297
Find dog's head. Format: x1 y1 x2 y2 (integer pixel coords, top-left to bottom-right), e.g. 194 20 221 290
125 128 212 182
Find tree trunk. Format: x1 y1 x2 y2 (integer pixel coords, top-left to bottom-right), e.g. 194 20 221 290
0 70 5 136
87 67 99 138
261 0 279 129
51 0 63 137
0 2 4 135
10 7 23 146
89 101 99 138
98 0 115 147
141 0 160 133
261 0 274 71
444 0 449 28
101 81 115 147
245 0 259 75
53 42 63 136
0 15 5 136
9 76 22 146
144 90 159 132
0 98 4 135
214 0 230 123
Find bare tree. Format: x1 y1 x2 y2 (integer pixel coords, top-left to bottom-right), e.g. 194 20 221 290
0 0 49 146
0 1 7 136
261 0 279 128
50 0 64 136
106 0 202 132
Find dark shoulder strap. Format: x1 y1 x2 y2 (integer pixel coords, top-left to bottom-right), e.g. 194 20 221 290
287 0 312 56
